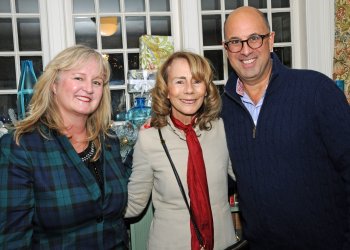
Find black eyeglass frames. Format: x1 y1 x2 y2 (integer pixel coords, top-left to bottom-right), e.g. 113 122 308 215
224 33 271 53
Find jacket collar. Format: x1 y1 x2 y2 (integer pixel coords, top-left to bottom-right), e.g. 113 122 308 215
166 116 201 140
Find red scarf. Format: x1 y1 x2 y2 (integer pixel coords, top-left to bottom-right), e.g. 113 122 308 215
171 115 214 250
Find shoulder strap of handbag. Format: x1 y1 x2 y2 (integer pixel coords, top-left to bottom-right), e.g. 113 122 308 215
158 128 204 247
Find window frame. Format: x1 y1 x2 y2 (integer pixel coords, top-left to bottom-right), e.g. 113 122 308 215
0 0 335 116
178 0 334 78
63 0 181 114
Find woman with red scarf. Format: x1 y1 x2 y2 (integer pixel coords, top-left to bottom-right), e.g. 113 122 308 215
125 51 236 249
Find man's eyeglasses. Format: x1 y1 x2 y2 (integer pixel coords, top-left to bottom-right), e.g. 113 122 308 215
224 33 271 53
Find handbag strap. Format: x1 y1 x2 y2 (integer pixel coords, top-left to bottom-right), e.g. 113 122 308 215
158 128 205 247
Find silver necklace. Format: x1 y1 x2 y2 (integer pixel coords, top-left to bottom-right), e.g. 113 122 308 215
168 122 186 141
81 142 95 162
167 122 201 141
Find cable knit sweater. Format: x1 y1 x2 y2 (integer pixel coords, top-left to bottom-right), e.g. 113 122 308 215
221 53 350 250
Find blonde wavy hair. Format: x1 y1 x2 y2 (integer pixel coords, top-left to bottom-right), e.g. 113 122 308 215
151 51 221 130
14 44 112 160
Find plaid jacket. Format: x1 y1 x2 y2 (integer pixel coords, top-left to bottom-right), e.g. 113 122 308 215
0 128 130 249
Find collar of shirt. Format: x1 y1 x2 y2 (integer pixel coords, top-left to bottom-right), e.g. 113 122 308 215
236 78 265 125
236 78 245 97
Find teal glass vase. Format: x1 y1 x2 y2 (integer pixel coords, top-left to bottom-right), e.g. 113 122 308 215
126 96 151 129
17 60 37 120
335 79 345 91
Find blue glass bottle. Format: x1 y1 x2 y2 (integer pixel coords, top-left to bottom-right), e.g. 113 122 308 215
126 96 151 129
17 60 37 120
335 79 345 92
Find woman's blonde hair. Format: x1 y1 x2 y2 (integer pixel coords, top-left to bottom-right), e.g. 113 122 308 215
151 51 221 130
14 44 112 160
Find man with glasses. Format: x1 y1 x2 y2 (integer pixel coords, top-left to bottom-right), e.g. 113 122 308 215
221 6 350 250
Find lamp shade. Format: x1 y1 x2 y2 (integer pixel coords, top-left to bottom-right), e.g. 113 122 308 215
100 16 118 36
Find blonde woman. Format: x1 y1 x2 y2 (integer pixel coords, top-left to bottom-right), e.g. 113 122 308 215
0 45 130 249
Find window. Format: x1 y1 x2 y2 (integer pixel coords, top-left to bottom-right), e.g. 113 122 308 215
70 0 176 121
0 0 334 123
0 0 45 122
199 0 293 90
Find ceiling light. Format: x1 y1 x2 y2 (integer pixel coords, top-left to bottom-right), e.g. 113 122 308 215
100 16 118 36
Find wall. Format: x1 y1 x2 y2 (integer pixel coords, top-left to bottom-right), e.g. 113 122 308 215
333 0 350 103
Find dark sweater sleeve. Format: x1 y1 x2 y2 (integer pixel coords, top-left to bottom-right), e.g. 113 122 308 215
315 75 350 249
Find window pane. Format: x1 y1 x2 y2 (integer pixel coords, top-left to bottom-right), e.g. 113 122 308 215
128 53 139 70
248 0 267 8
100 0 120 12
204 50 223 80
0 0 11 12
225 0 243 10
0 57 16 90
273 47 292 67
0 18 14 51
0 95 17 123
272 12 291 43
202 15 222 46
73 0 95 13
201 0 220 10
271 0 290 8
111 90 126 121
216 84 225 95
126 16 146 48
101 17 123 49
125 0 145 12
16 0 38 13
108 53 125 85
150 0 170 11
20 56 43 78
17 18 41 51
74 17 97 49
151 16 171 36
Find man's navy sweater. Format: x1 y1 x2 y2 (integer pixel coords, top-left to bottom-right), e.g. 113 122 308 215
221 53 350 250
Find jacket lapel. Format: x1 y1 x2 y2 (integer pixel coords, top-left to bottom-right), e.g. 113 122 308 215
54 133 102 200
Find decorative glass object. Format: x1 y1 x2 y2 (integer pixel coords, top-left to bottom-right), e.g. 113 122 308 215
17 60 37 120
0 121 8 138
0 109 17 138
335 79 345 91
111 121 138 161
126 96 151 129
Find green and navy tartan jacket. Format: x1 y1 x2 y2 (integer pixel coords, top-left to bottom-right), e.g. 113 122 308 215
0 126 131 249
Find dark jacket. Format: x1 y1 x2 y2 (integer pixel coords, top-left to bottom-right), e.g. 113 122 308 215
221 52 350 250
0 127 130 249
